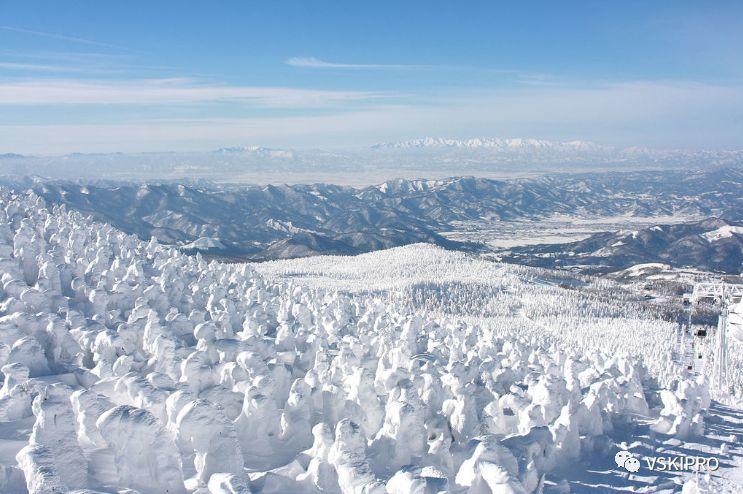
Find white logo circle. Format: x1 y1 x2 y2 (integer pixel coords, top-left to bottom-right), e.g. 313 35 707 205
624 457 640 472
614 450 632 468
615 450 640 472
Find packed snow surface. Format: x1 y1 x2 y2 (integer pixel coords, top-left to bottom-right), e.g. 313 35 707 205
0 190 741 493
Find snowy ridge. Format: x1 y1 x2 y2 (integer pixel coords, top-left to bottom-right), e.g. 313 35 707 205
0 191 740 493
504 218 743 274
215 146 296 160
181 237 227 251
8 166 742 262
703 224 743 242
371 137 610 153
3 140 743 182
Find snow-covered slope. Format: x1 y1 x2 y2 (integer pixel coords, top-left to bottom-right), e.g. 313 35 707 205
704 224 743 242
6 166 742 262
180 237 227 251
0 192 740 493
504 218 743 274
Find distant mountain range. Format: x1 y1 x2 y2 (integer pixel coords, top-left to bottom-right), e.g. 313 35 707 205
8 166 741 264
371 137 609 152
3 138 743 182
502 218 743 274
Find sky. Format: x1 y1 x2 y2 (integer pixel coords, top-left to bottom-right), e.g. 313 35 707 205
1 1 743 154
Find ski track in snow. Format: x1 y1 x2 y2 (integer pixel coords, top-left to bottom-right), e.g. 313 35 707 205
0 191 740 493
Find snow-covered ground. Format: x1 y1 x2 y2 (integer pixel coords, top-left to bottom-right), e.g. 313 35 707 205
0 190 741 493
441 214 703 250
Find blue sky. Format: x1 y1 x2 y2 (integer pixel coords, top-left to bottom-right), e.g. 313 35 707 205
1 1 742 153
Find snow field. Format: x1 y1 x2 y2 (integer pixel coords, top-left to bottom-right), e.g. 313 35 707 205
0 190 738 493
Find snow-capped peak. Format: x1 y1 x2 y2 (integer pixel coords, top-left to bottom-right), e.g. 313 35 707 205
214 146 295 159
215 145 271 153
371 137 611 152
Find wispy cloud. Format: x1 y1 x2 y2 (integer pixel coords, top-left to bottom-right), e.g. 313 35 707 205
2 79 740 153
286 56 559 86
0 26 128 51
286 56 561 80
0 78 389 107
0 50 206 78
286 56 428 70
0 61 89 73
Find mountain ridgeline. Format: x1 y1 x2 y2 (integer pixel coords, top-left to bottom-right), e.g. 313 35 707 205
8 166 742 270
4 138 743 181
502 218 743 274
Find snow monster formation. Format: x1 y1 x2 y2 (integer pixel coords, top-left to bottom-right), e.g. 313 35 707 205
0 190 718 493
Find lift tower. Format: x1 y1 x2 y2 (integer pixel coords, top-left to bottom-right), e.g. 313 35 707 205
690 282 743 392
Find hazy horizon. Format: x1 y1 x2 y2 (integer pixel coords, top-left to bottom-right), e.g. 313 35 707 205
5 135 743 158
